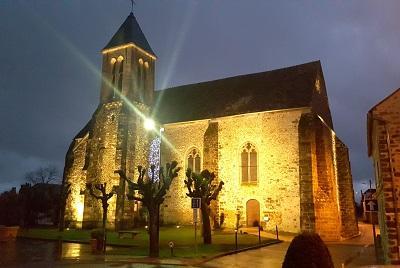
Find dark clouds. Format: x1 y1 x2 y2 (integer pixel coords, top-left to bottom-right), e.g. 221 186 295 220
0 1 399 197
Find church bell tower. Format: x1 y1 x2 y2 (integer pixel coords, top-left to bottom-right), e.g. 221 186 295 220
77 12 156 229
100 12 156 105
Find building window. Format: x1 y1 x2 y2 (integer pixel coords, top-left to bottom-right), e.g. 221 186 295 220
241 142 257 183
187 148 201 174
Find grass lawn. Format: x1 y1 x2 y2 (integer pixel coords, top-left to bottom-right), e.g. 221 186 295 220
18 226 277 258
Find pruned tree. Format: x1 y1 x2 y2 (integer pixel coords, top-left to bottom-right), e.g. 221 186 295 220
115 161 180 257
184 169 224 244
85 182 118 252
25 166 59 185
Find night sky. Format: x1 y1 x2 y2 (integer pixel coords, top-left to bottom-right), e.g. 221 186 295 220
1 1 400 200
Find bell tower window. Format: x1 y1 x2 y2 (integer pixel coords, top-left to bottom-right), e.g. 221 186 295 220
117 57 124 92
138 58 144 101
110 57 117 88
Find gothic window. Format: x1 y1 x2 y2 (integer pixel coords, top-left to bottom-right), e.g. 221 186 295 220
241 142 257 184
187 148 201 174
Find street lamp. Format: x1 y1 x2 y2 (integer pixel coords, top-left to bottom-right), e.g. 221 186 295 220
144 118 156 131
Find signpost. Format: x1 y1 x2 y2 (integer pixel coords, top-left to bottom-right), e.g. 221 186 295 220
168 241 174 256
191 198 201 209
191 198 201 255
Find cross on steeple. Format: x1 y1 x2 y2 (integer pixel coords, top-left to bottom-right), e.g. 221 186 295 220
130 0 136 13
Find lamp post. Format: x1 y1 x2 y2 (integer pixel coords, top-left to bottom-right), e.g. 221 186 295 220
235 210 240 250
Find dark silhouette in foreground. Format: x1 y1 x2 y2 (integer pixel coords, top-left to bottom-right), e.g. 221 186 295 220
282 232 334 268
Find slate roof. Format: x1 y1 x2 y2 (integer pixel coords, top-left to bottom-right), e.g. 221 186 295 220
103 12 155 56
154 61 323 124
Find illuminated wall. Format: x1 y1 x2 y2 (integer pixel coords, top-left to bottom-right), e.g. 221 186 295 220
162 108 309 233
161 108 358 239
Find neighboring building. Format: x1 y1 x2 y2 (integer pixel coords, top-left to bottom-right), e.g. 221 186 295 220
361 188 378 224
367 88 400 264
18 183 61 227
64 12 358 241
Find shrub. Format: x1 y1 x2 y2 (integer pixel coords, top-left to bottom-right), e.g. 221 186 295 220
282 232 334 268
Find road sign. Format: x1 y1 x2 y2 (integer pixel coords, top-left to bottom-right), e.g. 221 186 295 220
191 198 201 209
168 241 174 248
367 200 378 211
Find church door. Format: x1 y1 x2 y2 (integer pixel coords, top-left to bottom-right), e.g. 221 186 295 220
246 199 260 227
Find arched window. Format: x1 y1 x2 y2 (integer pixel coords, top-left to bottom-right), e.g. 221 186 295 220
143 62 148 93
138 58 144 100
241 142 257 183
110 58 117 88
117 59 124 92
187 148 201 174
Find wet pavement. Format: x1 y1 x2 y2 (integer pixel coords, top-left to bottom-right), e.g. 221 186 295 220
0 239 191 267
203 223 380 268
0 223 382 267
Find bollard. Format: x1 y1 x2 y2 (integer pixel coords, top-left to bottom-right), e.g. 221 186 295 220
275 225 279 240
168 241 174 257
235 229 238 250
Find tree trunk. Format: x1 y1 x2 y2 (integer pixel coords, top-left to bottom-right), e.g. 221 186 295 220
148 205 160 257
102 205 107 229
102 204 108 253
201 205 212 244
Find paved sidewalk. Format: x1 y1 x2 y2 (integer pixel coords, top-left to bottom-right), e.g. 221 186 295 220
203 223 379 268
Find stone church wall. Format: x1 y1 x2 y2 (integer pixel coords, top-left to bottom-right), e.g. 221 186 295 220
161 120 210 224
162 108 309 234
217 109 306 233
64 135 88 228
82 102 122 229
65 101 151 230
298 113 358 241
336 137 359 239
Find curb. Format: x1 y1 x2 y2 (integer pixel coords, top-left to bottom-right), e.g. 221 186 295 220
195 239 282 265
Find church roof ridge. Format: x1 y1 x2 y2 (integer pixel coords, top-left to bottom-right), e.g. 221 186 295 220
161 60 321 91
103 12 155 56
154 60 327 124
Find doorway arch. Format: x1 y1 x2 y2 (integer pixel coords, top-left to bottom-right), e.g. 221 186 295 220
246 199 260 227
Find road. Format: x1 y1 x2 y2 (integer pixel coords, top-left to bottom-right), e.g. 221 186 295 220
202 223 379 268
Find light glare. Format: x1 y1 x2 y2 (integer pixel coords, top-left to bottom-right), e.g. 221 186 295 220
144 118 155 131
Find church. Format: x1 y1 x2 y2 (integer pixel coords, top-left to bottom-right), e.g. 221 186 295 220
64 12 358 241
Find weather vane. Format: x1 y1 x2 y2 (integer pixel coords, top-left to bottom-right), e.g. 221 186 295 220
130 0 136 13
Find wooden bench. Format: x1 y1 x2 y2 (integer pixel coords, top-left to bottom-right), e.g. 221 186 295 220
118 230 140 239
